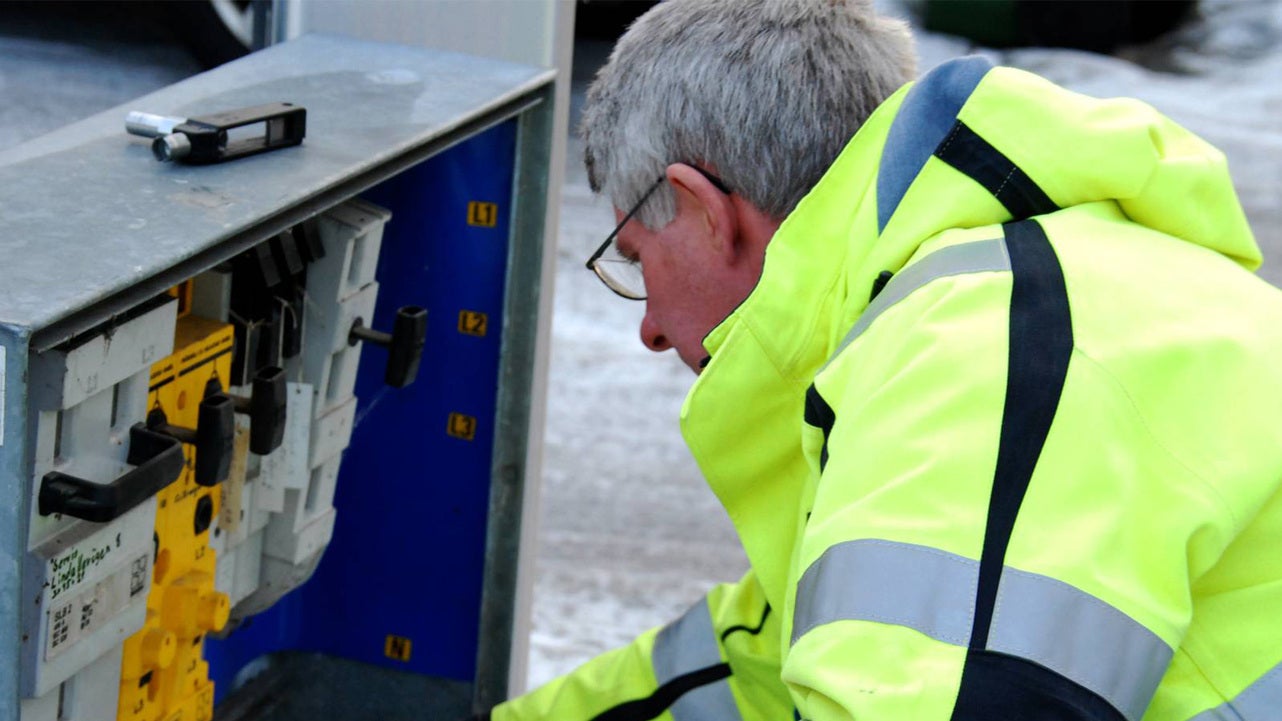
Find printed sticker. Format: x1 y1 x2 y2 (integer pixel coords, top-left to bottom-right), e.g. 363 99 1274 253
458 310 488 338
467 201 499 228
447 413 477 442
45 552 146 661
384 634 413 662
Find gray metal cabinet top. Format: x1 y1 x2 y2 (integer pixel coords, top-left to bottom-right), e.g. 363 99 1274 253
0 34 553 351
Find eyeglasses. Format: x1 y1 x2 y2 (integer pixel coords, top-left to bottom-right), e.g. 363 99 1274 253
585 167 731 301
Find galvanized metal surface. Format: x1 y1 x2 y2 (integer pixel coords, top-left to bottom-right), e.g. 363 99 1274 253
474 85 555 712
0 328 29 721
0 34 552 350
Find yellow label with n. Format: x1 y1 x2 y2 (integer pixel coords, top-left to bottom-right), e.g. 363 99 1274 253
384 635 413 662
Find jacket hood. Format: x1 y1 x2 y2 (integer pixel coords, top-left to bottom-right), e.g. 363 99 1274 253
702 55 1260 371
879 55 1258 266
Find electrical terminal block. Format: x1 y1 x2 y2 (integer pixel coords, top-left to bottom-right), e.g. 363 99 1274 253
116 317 234 721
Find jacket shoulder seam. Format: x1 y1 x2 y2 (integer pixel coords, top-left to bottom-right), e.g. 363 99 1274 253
1070 347 1239 529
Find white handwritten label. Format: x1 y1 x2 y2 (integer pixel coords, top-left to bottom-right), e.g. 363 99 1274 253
47 536 120 603
44 552 145 661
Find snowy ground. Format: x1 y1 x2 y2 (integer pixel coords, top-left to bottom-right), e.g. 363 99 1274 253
528 0 1282 690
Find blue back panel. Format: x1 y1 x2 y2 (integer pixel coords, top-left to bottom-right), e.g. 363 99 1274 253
207 119 518 696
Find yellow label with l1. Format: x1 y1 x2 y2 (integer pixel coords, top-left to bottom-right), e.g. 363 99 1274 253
467 201 499 228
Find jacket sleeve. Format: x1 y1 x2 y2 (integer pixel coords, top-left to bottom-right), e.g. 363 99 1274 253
783 249 1222 721
492 570 792 721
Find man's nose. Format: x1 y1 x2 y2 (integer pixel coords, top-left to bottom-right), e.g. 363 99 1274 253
640 313 671 352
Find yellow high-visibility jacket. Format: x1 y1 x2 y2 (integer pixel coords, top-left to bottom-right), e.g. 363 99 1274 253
494 57 1282 721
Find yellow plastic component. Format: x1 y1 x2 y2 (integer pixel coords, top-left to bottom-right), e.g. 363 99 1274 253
167 281 194 319
118 316 234 721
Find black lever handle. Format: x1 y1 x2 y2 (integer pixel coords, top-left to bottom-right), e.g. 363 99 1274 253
39 424 185 522
148 389 235 487
231 366 287 455
348 306 427 389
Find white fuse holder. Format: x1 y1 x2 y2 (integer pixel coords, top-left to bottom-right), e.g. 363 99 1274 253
21 500 155 698
17 296 177 701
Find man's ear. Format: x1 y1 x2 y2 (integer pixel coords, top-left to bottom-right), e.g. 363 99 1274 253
666 163 740 263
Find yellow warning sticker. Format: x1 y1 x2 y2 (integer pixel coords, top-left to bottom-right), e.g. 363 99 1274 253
458 310 489 337
447 413 477 441
384 634 413 662
467 201 499 228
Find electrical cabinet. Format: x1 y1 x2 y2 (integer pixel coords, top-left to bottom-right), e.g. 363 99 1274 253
0 36 555 721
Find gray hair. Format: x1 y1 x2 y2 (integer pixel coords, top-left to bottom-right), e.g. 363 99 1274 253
581 0 916 228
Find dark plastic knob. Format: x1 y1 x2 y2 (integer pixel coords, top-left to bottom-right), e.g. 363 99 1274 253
147 389 235 488
386 306 426 388
348 306 427 389
248 366 287 454
195 393 235 487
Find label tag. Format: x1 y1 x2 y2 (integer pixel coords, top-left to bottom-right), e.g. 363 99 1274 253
457 310 488 338
467 201 499 228
45 552 147 661
384 634 413 661
447 413 477 441
257 383 312 513
48 534 122 603
220 422 251 537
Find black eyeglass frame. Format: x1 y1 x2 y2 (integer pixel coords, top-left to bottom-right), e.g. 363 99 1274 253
585 166 732 301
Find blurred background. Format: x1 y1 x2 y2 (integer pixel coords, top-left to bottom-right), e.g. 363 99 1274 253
2 0 1277 694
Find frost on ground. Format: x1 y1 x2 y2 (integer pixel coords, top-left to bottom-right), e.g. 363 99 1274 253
528 0 1282 691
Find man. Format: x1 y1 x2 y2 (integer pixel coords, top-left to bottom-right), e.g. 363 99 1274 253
490 0 1282 719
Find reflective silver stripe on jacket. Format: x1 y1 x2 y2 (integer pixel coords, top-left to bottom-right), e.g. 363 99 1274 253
792 540 1172 721
1187 661 1282 721
653 597 742 721
791 539 977 647
989 565 1172 721
827 237 1011 369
